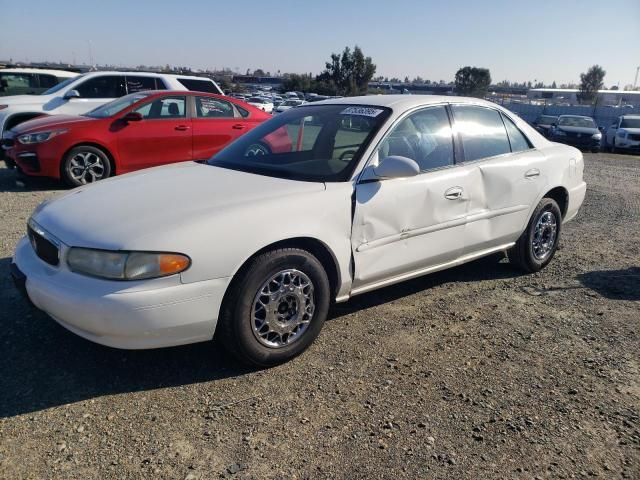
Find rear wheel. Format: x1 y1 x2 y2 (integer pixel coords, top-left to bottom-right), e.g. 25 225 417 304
508 198 562 273
218 248 330 367
61 146 112 187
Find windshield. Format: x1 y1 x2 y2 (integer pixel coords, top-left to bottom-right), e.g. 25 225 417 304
620 118 640 129
84 93 150 118
208 104 391 182
249 97 266 103
41 74 84 95
558 116 596 128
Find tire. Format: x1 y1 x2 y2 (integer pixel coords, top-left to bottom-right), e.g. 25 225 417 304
508 198 562 273
218 248 330 367
61 145 112 187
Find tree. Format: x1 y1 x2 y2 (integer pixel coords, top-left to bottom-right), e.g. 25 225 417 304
454 66 491 98
253 68 266 77
282 73 314 92
551 81 557 89
316 45 376 96
578 65 605 104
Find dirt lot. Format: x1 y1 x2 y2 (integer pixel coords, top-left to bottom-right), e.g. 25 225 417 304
0 153 638 480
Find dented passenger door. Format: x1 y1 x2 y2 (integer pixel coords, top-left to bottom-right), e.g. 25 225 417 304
351 105 471 291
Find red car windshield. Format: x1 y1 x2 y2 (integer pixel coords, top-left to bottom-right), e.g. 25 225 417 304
208 104 391 182
84 93 150 118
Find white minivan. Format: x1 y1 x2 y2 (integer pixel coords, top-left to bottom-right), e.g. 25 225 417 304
0 71 223 166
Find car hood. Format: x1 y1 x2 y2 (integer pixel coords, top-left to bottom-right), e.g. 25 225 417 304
556 125 599 134
32 162 326 250
619 128 640 134
12 114 95 134
0 94 52 106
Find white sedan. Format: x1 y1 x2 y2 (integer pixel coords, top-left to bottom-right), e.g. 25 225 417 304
274 99 306 114
246 97 274 113
12 95 586 366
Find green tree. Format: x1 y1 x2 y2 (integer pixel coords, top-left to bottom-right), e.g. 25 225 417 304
316 45 376 96
282 73 314 92
578 65 606 104
454 66 491 98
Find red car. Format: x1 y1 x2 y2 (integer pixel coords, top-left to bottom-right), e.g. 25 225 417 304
2 91 282 186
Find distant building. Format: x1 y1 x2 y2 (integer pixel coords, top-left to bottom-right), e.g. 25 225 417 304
527 88 640 106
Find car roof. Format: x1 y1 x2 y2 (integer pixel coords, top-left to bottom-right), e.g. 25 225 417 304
74 71 216 81
621 114 640 118
0 68 78 77
312 94 500 110
558 114 593 119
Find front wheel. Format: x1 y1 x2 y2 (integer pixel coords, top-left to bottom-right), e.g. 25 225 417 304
508 198 562 273
62 146 112 187
218 248 330 367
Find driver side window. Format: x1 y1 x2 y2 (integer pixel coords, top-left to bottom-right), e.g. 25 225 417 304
377 106 454 172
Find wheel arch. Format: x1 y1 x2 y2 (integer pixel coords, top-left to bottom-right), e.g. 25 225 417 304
219 236 342 317
543 186 569 219
60 142 118 176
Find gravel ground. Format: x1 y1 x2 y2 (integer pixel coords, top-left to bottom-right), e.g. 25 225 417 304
0 153 638 479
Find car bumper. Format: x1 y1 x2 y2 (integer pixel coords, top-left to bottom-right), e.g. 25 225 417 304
551 136 601 150
614 138 640 150
12 236 230 349
564 181 587 223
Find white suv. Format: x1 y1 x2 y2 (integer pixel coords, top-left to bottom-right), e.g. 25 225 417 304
0 71 223 166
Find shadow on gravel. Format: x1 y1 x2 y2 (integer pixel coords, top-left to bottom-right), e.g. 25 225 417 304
0 253 520 418
578 267 640 301
0 166 66 192
330 253 519 319
0 258 255 418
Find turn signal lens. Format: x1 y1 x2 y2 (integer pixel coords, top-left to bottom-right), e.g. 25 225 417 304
159 254 191 275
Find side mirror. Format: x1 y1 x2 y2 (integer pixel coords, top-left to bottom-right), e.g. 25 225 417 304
551 123 557 128
371 155 420 180
121 111 143 122
63 89 80 99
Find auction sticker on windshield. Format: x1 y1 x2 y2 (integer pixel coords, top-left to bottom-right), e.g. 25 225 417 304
341 106 384 117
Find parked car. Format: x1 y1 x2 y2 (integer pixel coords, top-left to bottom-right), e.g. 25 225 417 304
246 97 274 113
0 71 223 168
11 95 586 366
273 99 306 113
531 114 558 137
2 91 275 186
548 115 601 152
0 68 78 96
604 114 640 153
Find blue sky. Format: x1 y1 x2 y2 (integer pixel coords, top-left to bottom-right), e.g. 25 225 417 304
1 0 639 87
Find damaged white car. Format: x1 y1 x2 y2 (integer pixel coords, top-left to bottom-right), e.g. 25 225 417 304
12 96 586 366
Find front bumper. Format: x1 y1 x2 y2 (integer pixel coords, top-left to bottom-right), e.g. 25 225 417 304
12 236 230 349
614 137 640 151
551 135 601 150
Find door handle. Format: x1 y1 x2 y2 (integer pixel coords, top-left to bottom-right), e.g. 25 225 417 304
232 124 246 130
444 186 464 200
524 168 540 179
175 125 190 131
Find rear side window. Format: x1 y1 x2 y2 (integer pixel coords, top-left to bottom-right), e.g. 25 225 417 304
502 114 532 152
177 78 221 94
75 75 126 98
126 76 163 93
236 105 250 118
38 74 58 89
452 105 510 161
0 73 38 95
195 97 235 118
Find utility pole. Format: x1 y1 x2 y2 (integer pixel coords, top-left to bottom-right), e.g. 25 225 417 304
634 66 639 89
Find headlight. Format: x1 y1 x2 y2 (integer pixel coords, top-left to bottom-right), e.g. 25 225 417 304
616 130 626 138
591 133 602 140
67 248 190 280
17 129 67 145
553 129 566 137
